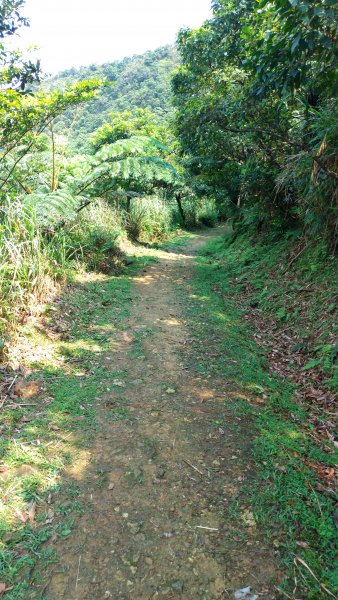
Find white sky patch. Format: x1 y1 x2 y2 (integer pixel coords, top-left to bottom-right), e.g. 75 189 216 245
8 0 212 74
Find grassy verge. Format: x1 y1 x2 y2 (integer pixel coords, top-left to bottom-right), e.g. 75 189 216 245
0 250 155 599
183 232 337 599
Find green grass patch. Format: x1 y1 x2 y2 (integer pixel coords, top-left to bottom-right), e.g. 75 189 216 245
183 233 337 599
0 249 153 598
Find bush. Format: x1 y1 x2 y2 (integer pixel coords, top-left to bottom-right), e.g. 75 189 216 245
197 199 218 227
179 197 219 229
64 200 124 272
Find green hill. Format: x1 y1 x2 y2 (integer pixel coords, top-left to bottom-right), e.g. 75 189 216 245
50 45 179 150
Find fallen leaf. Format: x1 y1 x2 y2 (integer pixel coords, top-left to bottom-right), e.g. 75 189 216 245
14 508 28 523
14 380 41 399
27 502 36 522
242 510 256 527
0 583 13 596
296 541 309 548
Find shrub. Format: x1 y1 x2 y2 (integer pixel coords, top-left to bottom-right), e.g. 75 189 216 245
0 198 125 357
197 199 218 227
179 197 219 229
64 200 124 272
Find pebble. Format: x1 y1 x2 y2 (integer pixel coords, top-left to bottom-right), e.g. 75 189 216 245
171 580 184 593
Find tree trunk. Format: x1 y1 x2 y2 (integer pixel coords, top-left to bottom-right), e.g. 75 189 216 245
176 194 186 225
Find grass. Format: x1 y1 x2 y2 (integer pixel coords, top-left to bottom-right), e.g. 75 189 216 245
0 248 155 599
181 232 337 599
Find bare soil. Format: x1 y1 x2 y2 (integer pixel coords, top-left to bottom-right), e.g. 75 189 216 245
40 229 280 599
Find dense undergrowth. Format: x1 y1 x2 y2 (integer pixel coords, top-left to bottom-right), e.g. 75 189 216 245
0 196 217 362
189 231 337 598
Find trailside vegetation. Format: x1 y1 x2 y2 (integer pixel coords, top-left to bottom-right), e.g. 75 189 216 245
172 0 337 245
0 0 337 598
0 4 214 357
172 1 337 597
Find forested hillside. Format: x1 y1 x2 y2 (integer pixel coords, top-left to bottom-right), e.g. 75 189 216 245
50 45 179 149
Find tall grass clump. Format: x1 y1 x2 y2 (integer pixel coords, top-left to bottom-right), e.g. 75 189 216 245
62 200 125 272
125 197 173 242
0 198 126 356
0 198 67 352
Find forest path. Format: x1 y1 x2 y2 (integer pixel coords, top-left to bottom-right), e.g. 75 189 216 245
43 228 279 600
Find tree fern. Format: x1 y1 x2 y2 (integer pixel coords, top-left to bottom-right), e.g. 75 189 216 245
103 156 176 183
94 136 169 163
28 188 83 225
26 136 178 226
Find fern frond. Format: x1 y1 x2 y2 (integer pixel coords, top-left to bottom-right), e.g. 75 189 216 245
28 187 82 225
107 156 176 183
94 136 169 164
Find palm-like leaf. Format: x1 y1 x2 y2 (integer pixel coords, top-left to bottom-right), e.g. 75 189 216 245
28 188 83 225
27 136 177 225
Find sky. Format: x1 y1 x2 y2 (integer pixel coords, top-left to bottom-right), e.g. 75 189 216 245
10 0 212 75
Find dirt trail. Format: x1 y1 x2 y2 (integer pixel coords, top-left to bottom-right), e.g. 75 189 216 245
44 229 279 599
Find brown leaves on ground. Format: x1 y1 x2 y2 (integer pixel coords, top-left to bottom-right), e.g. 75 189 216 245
0 583 14 595
215 272 337 489
14 380 42 399
14 502 36 524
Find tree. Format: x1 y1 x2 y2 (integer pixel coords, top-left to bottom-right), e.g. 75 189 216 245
27 136 178 226
90 108 171 151
0 80 103 199
172 0 338 242
0 0 41 90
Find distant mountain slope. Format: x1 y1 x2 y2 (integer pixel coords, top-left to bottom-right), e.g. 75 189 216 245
50 46 179 149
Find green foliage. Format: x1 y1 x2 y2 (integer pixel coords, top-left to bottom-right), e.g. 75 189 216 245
28 187 83 225
0 0 41 90
202 230 337 385
58 200 124 273
0 198 67 348
178 196 219 229
17 136 177 229
188 233 337 597
0 196 127 352
173 0 338 243
91 108 171 151
50 46 179 151
0 80 103 200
